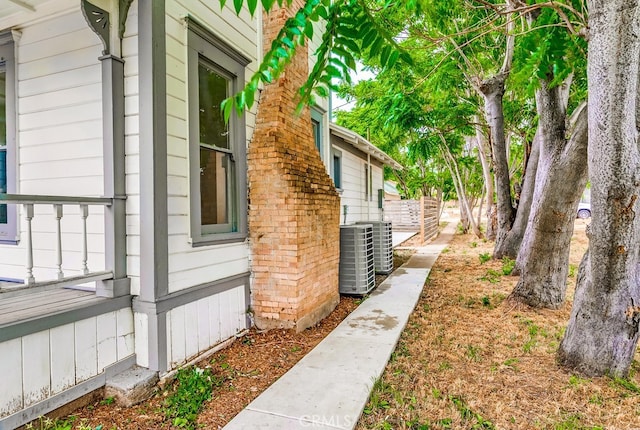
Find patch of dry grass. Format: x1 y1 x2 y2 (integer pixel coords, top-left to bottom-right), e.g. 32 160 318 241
358 220 640 430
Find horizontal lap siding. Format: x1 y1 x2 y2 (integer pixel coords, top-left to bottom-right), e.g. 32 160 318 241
0 9 106 281
334 139 385 224
339 150 366 224
164 0 258 293
0 309 134 418
124 2 141 295
166 284 247 369
366 164 384 220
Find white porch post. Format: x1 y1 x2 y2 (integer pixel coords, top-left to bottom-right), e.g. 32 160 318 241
23 203 35 285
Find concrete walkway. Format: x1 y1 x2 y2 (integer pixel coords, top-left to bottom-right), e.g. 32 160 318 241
391 230 418 248
223 222 456 430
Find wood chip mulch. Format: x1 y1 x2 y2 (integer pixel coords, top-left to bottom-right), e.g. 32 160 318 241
62 250 415 430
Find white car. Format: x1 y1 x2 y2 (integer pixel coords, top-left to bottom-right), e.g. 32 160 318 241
577 202 591 219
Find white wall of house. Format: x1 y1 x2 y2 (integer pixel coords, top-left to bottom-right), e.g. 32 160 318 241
332 139 385 225
0 308 134 418
163 0 258 294
0 3 107 283
165 284 246 369
123 0 142 296
307 18 331 170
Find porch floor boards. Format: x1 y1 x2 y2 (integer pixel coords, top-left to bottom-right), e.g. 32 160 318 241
0 288 107 327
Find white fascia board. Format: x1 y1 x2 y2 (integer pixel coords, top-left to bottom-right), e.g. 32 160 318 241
329 123 403 170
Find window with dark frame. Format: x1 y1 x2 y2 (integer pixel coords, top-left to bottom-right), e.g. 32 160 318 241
332 149 342 189
198 60 235 231
187 18 249 246
364 164 369 201
310 107 323 157
0 69 7 226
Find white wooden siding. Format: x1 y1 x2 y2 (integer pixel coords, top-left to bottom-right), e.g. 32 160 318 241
49 324 75 394
336 146 384 224
163 0 258 293
0 309 135 418
166 284 247 369
0 339 23 417
22 331 50 407
123 1 141 296
133 312 149 368
0 8 107 282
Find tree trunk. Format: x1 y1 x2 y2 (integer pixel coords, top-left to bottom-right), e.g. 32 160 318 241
476 185 485 228
436 187 443 225
441 143 482 238
474 122 496 239
480 75 515 256
509 85 588 308
493 129 540 260
559 0 640 377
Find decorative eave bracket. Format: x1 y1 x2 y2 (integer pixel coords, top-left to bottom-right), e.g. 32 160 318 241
81 0 134 55
118 0 134 40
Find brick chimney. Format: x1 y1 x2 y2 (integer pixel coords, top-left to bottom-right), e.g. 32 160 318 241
248 2 341 331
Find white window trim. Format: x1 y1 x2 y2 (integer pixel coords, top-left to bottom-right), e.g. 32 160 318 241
186 17 249 246
0 30 18 245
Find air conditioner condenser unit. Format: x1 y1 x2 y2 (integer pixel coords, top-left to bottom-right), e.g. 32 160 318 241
339 224 375 295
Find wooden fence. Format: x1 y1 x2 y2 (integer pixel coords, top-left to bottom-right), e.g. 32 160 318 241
384 196 439 243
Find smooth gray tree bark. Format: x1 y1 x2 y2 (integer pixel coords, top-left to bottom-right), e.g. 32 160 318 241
481 75 516 257
474 123 497 240
509 79 588 308
493 129 540 260
559 0 640 377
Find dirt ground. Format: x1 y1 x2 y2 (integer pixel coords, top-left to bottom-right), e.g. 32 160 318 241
45 220 640 430
357 219 640 430
57 251 415 430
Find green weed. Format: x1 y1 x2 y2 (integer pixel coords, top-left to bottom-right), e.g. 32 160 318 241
449 395 495 429
480 269 501 284
362 378 391 415
26 417 103 430
501 257 515 275
610 376 640 394
466 345 482 362
479 253 491 264
503 358 519 370
588 394 603 405
568 375 589 388
568 264 578 277
552 413 604 429
438 361 452 371
355 294 370 305
521 319 541 353
163 366 224 429
100 397 115 406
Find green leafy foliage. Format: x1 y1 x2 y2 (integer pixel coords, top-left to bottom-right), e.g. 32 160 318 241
219 0 412 117
501 257 515 275
163 366 224 429
479 253 491 264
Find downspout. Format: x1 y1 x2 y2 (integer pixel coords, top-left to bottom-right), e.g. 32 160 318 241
367 152 371 221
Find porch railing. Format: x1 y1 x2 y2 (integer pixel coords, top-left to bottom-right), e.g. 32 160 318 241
0 193 118 295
